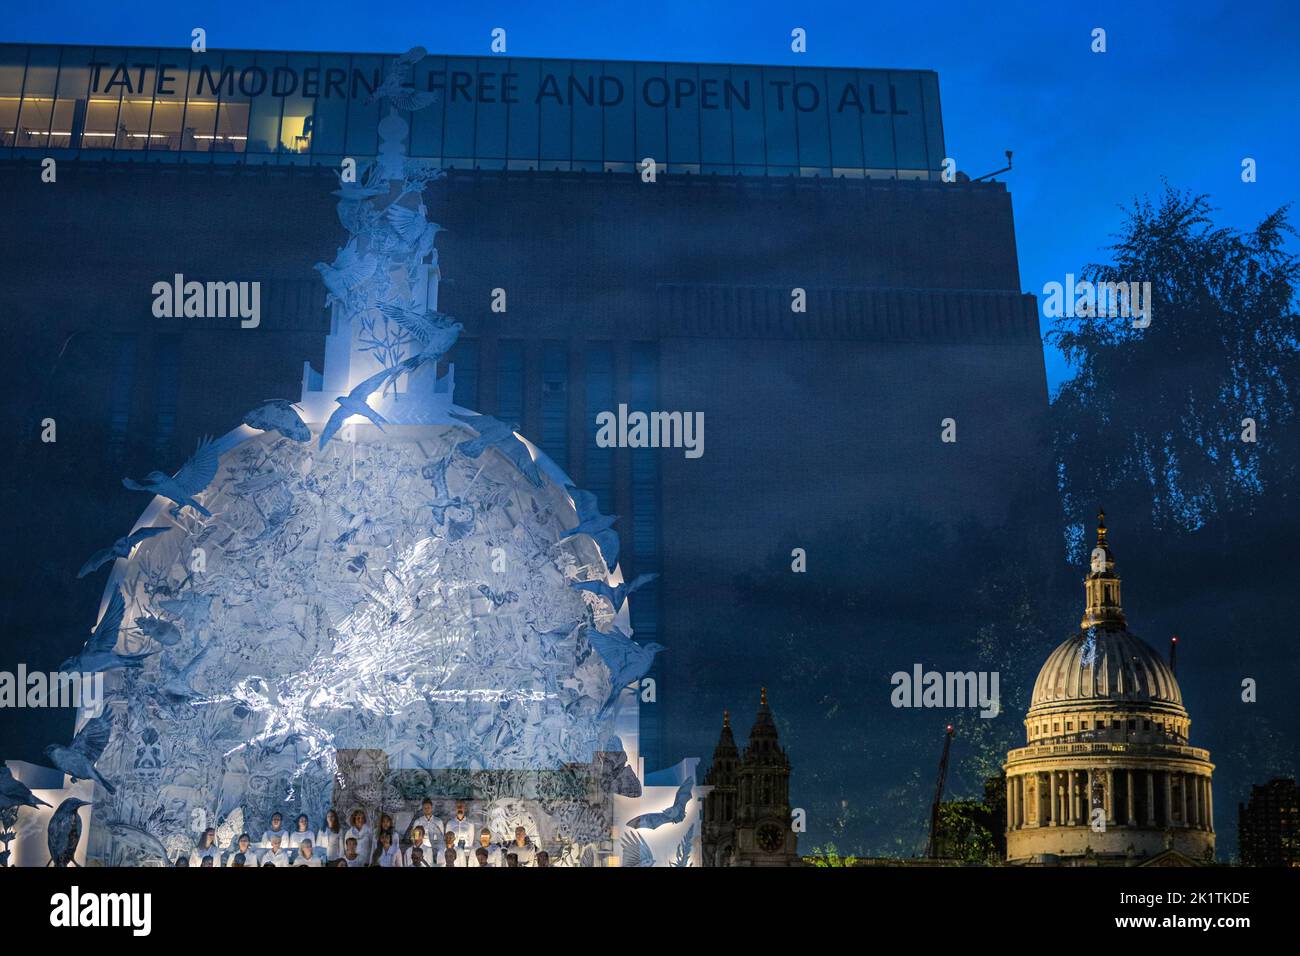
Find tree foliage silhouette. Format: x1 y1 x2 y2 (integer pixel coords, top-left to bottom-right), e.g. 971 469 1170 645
1048 186 1299 537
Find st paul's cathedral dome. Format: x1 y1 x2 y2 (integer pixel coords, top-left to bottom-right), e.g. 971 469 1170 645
1005 512 1215 865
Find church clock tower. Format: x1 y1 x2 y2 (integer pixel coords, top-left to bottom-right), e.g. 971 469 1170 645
734 688 800 866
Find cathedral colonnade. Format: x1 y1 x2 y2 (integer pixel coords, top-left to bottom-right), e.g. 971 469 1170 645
1005 766 1214 831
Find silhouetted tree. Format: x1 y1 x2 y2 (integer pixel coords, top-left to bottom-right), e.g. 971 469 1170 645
1048 186 1299 539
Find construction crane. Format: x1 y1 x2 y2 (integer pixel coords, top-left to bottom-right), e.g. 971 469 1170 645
925 724 955 859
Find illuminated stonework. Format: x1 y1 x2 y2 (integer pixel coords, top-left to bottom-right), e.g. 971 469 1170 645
1004 513 1215 865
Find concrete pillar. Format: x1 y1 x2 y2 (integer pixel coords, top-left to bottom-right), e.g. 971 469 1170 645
1162 772 1173 828
1067 771 1076 825
1207 778 1214 831
1047 772 1056 826
1126 770 1136 825
1006 776 1014 830
1190 773 1200 828
1181 773 1190 827
1105 769 1115 824
1086 769 1095 825
1145 772 1156 826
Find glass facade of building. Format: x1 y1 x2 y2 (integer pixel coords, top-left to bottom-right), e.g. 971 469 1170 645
0 44 945 178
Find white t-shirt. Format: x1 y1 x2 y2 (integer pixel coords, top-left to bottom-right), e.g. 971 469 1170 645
405 812 444 845
469 844 503 867
227 845 259 867
293 851 324 867
260 828 289 848
404 840 436 868
377 843 404 867
343 854 367 867
287 830 314 850
261 847 291 867
444 816 478 850
345 825 373 864
190 844 220 867
316 828 345 860
506 841 537 866
436 848 468 868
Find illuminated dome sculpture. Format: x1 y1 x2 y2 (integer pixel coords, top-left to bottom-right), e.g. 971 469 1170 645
45 81 709 867
1004 512 1215 865
81 413 626 864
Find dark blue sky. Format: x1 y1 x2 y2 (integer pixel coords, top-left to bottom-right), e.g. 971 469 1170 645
7 0 1298 391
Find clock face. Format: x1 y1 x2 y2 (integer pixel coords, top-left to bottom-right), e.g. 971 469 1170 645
756 823 784 853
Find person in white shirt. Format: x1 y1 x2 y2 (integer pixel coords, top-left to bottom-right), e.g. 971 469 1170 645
260 812 288 848
407 846 430 868
376 831 404 867
444 801 478 851
345 809 374 864
191 827 220 867
375 813 400 861
287 814 314 851
261 834 291 867
470 827 502 867
508 826 537 866
293 838 324 866
342 836 366 867
404 799 444 846
316 809 344 862
404 825 435 867
441 830 467 867
227 833 258 867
